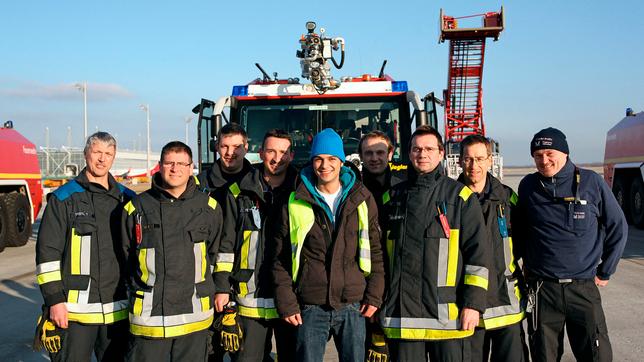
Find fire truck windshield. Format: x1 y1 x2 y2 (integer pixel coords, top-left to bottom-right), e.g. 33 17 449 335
238 100 402 166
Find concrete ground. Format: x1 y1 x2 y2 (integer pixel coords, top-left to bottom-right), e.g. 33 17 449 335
2 168 642 361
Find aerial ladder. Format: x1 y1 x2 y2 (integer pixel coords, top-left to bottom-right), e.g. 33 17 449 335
439 7 505 178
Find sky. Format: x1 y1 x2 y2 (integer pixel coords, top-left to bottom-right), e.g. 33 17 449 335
1 0 643 166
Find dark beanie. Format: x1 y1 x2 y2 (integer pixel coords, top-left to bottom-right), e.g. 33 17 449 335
530 127 569 156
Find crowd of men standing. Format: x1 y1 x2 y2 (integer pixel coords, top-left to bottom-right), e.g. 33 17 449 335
34 123 627 362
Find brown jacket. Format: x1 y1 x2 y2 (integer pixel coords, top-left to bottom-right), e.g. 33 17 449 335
270 166 385 318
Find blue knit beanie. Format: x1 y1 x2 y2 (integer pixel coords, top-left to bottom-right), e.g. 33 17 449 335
310 128 345 160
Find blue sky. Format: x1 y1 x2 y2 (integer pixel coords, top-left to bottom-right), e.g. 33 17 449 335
2 0 643 165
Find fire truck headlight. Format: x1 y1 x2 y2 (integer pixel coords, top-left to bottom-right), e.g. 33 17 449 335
306 21 316 33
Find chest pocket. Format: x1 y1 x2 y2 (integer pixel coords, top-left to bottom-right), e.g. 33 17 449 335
568 202 598 234
138 210 161 249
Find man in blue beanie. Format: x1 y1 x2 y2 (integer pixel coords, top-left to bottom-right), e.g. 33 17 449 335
517 127 627 362
271 128 385 362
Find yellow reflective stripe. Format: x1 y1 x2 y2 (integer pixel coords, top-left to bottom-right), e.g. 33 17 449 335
215 262 233 272
357 201 371 276
459 186 473 201
446 229 459 287
448 303 459 320
464 275 489 290
229 183 241 198
201 296 210 312
507 236 516 274
383 327 474 340
194 175 201 185
510 191 518 206
68 309 128 324
68 290 79 303
71 228 81 275
238 230 252 296
238 305 279 319
208 197 218 210
138 249 149 284
124 200 136 215
288 192 315 282
37 271 61 285
200 242 207 281
482 311 524 330
130 315 214 338
104 309 129 324
382 190 391 205
386 231 394 274
133 291 144 316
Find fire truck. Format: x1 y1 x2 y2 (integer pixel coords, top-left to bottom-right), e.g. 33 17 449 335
194 21 439 173
604 108 644 228
0 121 43 252
194 15 504 178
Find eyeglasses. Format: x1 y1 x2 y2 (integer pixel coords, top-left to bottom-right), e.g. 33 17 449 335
411 146 441 154
462 156 490 165
161 161 192 168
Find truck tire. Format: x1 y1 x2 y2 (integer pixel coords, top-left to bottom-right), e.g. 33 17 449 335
613 176 631 224
629 176 644 229
0 193 32 247
0 199 6 252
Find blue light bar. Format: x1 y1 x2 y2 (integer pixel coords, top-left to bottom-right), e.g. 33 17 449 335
391 81 408 92
232 85 249 96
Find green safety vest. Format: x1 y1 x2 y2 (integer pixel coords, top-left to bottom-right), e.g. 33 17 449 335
287 192 371 282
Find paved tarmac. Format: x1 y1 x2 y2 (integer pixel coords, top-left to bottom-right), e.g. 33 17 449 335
2 168 642 361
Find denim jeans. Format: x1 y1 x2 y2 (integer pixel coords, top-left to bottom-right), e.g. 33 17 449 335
296 302 366 362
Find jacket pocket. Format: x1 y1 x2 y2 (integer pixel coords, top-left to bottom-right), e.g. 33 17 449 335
188 227 210 243
66 275 90 290
195 280 215 312
341 260 367 303
72 216 97 235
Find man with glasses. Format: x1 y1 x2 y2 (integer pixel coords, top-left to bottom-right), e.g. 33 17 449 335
457 135 528 362
122 141 226 361
381 125 491 361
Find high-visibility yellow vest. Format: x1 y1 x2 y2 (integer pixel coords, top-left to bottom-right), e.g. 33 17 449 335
287 192 371 282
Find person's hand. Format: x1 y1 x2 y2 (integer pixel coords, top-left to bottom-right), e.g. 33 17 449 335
595 276 608 287
49 303 68 329
360 304 378 318
283 313 302 326
460 307 479 331
214 293 230 313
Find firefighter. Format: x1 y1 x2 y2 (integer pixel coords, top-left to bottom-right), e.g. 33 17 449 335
517 128 628 362
358 131 405 361
457 135 528 362
196 123 253 361
381 125 491 361
222 129 298 362
272 128 385 362
35 132 134 361
122 141 226 361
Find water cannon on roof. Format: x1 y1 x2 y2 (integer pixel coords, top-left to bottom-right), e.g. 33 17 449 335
296 21 345 93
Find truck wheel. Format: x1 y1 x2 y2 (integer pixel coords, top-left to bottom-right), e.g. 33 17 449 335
1 193 32 247
629 177 644 228
0 198 6 252
613 176 631 224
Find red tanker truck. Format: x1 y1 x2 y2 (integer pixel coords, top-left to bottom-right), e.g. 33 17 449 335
604 108 644 228
0 121 43 252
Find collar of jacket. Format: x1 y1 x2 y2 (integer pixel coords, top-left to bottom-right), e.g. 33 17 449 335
407 165 441 187
207 158 253 189
537 158 574 185
297 165 357 223
457 172 502 202
75 167 123 200
256 163 299 195
150 172 198 201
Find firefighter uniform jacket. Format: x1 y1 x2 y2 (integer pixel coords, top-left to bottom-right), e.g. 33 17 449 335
458 172 524 330
121 174 224 338
271 166 385 318
381 168 491 340
36 170 135 325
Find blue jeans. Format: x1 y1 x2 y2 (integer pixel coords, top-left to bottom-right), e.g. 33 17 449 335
296 302 366 362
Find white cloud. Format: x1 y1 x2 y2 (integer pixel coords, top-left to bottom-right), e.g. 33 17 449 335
0 81 134 101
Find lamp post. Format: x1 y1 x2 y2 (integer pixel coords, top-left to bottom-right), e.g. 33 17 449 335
74 81 88 140
184 116 193 145
139 104 151 178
